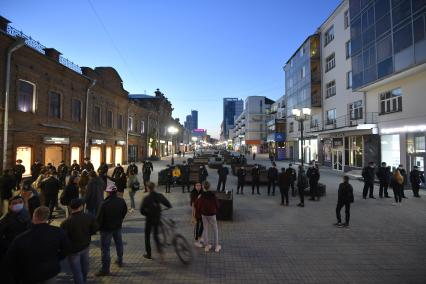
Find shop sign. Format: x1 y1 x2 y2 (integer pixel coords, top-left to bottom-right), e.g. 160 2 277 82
116 140 126 145
43 137 69 144
159 140 166 144
275 133 285 142
332 138 343 147
380 125 426 134
91 139 106 145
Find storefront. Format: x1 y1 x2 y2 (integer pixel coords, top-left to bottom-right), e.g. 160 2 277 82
15 146 32 176
298 138 318 164
90 139 105 170
71 146 81 164
106 146 112 165
115 146 123 165
43 137 70 167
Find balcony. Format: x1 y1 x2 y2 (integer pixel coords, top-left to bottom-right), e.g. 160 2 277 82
307 112 378 133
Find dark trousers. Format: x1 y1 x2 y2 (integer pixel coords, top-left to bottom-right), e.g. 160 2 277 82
412 184 420 197
290 181 296 195
267 179 276 195
336 202 350 224
182 178 190 192
393 186 402 203
165 181 171 193
379 182 389 197
310 181 319 199
143 175 150 191
237 181 244 193
194 217 203 240
15 176 22 190
280 187 289 204
298 186 305 204
252 180 260 194
44 194 58 220
217 178 227 192
100 229 123 273
400 185 406 198
145 221 162 258
362 182 374 198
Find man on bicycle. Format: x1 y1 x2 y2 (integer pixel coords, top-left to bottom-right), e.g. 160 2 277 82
140 182 172 261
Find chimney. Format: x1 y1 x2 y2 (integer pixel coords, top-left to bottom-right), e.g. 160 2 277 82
43 48 62 62
0 16 11 32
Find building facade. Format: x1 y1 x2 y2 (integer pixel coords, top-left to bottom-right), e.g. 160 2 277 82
266 95 286 160
221 98 244 141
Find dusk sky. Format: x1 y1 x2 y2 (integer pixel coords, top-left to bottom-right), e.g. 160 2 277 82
2 0 341 139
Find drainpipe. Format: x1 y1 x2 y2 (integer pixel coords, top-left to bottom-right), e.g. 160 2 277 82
3 38 25 172
147 113 151 159
126 106 129 163
363 91 367 124
84 79 96 159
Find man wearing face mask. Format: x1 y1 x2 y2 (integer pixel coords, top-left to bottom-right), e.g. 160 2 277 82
81 158 94 173
307 162 320 201
287 164 297 196
362 162 376 199
251 165 261 195
236 166 246 194
398 164 408 198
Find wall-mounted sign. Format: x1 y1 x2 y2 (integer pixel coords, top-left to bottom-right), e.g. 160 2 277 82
91 139 106 145
275 133 285 142
380 125 426 134
159 140 166 144
43 137 70 144
332 138 343 147
116 140 126 145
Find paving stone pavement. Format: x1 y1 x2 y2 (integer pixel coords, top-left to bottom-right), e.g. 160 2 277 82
56 155 426 283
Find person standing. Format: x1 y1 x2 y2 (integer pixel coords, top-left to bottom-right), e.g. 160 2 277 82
0 169 16 216
306 162 320 201
58 161 69 188
278 168 290 206
216 165 229 192
81 158 94 173
6 206 70 283
267 163 278 196
97 162 109 186
96 185 127 277
236 166 246 194
377 162 391 198
78 170 90 198
199 165 208 184
21 180 41 218
165 166 173 194
410 166 425 198
60 176 80 219
40 172 62 221
391 169 404 206
85 171 105 216
126 170 140 212
252 152 256 161
112 164 124 180
142 160 154 192
296 166 308 207
71 160 81 173
191 182 204 246
287 164 297 196
334 176 354 228
61 199 98 284
251 165 261 195
31 160 43 181
140 182 172 260
126 162 138 176
108 171 127 198
398 164 408 198
181 161 191 193
13 159 26 190
362 162 376 199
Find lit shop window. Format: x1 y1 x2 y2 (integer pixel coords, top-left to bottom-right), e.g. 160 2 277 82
16 146 32 176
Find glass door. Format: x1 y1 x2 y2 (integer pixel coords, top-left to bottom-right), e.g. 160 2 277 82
332 150 343 171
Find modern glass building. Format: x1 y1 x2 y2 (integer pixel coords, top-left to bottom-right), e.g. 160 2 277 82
222 98 244 140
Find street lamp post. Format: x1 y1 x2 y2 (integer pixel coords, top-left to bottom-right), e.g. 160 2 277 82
292 107 311 168
168 126 178 165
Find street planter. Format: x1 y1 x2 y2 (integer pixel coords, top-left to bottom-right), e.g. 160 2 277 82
215 191 233 221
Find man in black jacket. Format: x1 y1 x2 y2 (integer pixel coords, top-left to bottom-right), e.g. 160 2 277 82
287 164 297 196
307 162 320 201
81 158 94 173
71 160 81 173
21 180 41 218
409 166 425 198
58 161 69 188
334 176 354 228
61 198 98 283
13 159 26 190
40 172 62 220
142 160 154 192
126 162 138 176
181 161 191 193
251 165 261 195
6 206 70 283
112 164 124 180
362 162 376 199
97 162 109 185
140 182 171 260
376 162 391 198
31 160 43 181
236 166 246 194
96 185 127 277
267 163 278 196
217 165 229 192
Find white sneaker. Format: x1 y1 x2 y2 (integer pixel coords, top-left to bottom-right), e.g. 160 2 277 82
392 203 397 206
215 244 222 252
204 244 212 252
194 241 203 248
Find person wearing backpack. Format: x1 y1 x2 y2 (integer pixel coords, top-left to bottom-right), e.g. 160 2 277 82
140 182 172 261
126 170 140 212
391 169 404 206
334 176 354 228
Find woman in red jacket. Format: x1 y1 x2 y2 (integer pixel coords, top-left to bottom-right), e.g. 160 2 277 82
195 181 221 252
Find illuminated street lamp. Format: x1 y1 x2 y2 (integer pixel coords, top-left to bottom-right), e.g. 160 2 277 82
168 126 178 164
292 107 311 167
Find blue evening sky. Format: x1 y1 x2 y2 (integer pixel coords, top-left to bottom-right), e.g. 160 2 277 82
2 0 341 138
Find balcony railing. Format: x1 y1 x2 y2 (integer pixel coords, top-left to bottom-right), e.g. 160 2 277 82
307 112 378 133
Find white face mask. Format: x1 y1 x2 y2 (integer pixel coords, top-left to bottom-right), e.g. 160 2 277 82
11 203 24 213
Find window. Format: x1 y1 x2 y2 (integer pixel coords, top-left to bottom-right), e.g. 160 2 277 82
93 106 101 126
325 53 335 72
392 0 411 27
326 80 336 98
289 122 294 133
393 23 413 53
71 99 81 122
326 109 336 125
349 100 363 120
346 71 353 89
140 121 145 134
301 66 306 78
17 80 35 113
48 91 61 118
117 114 123 129
380 88 402 114
345 41 351 58
344 10 350 29
300 47 305 57
107 111 113 128
324 26 334 46
348 136 363 167
128 117 133 131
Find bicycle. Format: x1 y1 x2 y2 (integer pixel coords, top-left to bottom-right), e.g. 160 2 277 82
158 209 193 265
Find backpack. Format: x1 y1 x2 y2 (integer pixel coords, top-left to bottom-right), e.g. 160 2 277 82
132 180 140 191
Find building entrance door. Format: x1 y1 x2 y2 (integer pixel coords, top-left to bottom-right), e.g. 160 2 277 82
90 146 102 170
16 146 32 176
115 146 123 165
332 149 343 171
45 146 63 168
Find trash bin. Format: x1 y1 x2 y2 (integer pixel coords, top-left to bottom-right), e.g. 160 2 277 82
215 191 233 221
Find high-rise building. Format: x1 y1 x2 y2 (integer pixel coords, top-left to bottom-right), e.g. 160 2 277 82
191 110 198 130
221 98 244 140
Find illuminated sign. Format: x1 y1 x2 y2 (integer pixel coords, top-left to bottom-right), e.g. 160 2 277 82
43 137 70 144
159 140 166 144
91 139 106 145
116 140 126 145
380 125 426 134
193 129 206 133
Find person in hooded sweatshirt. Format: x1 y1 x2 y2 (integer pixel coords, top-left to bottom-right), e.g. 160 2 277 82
191 182 204 246
195 181 221 253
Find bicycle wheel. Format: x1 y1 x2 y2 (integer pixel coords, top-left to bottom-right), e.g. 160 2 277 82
158 223 168 246
173 234 193 265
